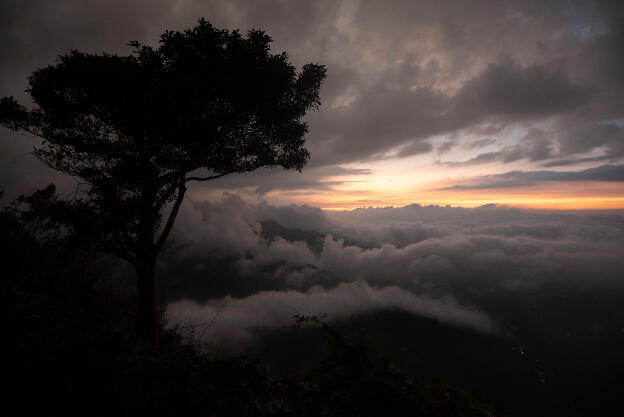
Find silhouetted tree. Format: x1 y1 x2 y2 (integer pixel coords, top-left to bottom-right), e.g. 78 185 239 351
0 19 326 346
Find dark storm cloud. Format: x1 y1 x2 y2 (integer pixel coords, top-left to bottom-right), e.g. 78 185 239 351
307 84 448 164
443 121 624 168
442 128 555 166
542 155 616 167
557 121 624 158
299 0 618 166
435 141 455 154
0 0 173 98
163 194 624 344
442 163 624 189
309 60 590 165
449 62 589 121
462 138 497 150
2 0 623 193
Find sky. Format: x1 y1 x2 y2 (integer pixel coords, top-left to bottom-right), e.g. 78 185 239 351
2 5 624 410
1 0 624 210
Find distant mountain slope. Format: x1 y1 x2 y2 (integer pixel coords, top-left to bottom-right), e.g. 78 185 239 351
260 219 327 253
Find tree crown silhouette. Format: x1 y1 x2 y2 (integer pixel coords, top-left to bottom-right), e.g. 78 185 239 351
0 18 326 344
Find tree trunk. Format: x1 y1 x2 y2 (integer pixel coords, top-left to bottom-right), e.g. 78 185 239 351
134 177 185 348
135 257 160 347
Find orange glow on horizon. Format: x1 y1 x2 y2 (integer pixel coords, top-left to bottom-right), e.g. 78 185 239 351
267 181 624 211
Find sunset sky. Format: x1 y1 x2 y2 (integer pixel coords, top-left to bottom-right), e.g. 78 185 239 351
1 0 623 210
3 4 624 414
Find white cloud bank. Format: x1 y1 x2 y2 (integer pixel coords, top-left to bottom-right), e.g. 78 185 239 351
162 194 624 346
167 280 495 347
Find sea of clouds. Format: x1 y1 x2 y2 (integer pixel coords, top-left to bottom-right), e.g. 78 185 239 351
164 194 624 347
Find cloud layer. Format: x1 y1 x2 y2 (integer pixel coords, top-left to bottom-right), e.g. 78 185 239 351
167 281 495 347
444 164 624 189
162 194 624 345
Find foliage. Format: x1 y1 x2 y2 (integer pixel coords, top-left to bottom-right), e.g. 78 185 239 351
0 19 326 343
0 18 325 265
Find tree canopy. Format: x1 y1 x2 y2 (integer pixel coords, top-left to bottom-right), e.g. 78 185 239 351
0 18 326 344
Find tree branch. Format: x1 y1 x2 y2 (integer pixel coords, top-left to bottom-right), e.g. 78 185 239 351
185 171 232 182
154 179 186 254
153 180 180 211
156 171 183 188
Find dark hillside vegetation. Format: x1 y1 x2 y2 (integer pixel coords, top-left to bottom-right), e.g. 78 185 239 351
1 187 499 416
